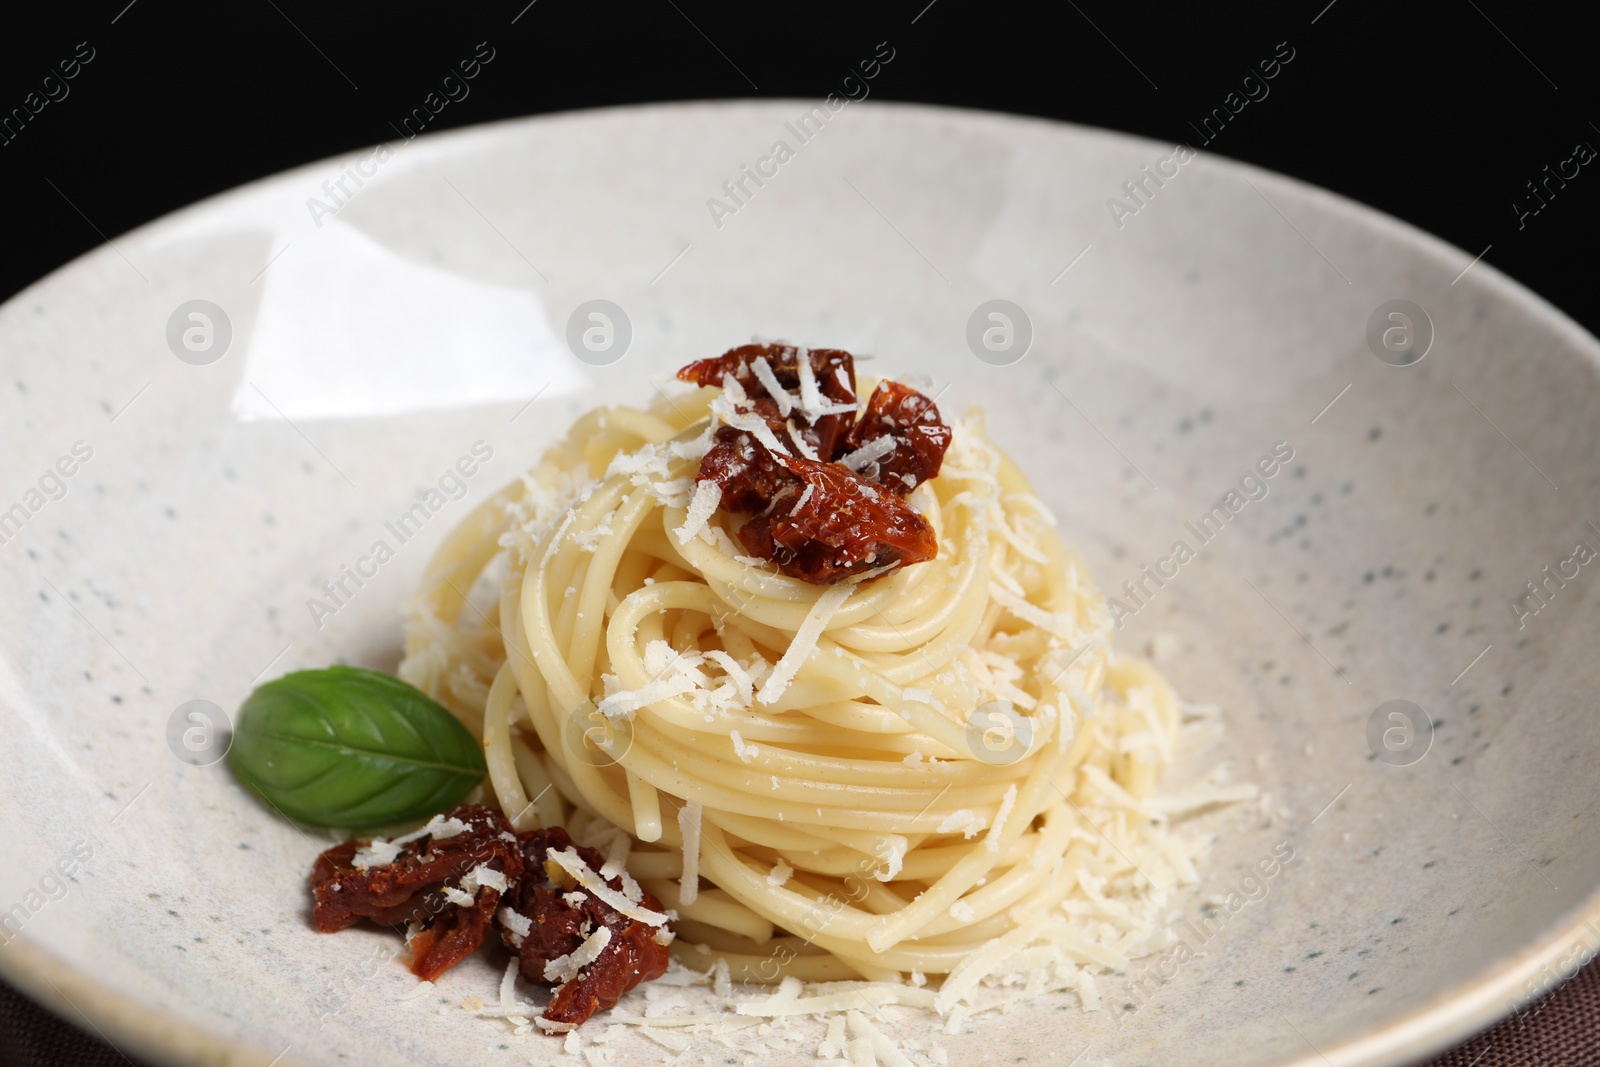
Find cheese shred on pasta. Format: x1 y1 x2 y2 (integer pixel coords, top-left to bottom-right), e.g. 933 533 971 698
399 380 1247 1020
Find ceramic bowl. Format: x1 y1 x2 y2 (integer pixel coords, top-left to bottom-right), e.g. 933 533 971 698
3 101 1598 1067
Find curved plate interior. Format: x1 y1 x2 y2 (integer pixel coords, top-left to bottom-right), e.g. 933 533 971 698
2 101 1598 1067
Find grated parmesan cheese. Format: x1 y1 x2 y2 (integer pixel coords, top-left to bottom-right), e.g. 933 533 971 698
1075 969 1101 1011
750 356 796 416
499 958 521 1019
790 352 857 421
730 730 759 763
596 843 646 905
1145 782 1260 814
849 1010 917 1067
639 1025 690 1052
678 803 703 906
712 395 793 458
796 350 821 417
597 661 698 720
985 785 1018 854
736 985 937 1017
352 814 471 869
351 839 402 870
668 420 717 461
766 858 793 887
758 584 855 706
786 419 821 460
462 865 507 894
534 1016 576 1034
673 480 722 545
498 907 531 948
397 979 434 1002
546 848 668 926
789 481 816 516
544 925 613 984
703 650 755 706
987 582 1076 641
818 1015 848 1059
840 434 896 473
937 810 983 839
572 514 615 553
539 509 577 570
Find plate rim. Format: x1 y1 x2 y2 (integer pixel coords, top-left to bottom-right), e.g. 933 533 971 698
2 97 1598 1067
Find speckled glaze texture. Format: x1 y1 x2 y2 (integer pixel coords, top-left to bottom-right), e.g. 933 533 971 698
2 102 1598 1067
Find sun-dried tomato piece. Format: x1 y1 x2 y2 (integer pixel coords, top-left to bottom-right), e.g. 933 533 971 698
697 429 799 515
843 380 953 496
695 431 937 584
498 827 672 1031
406 877 506 983
310 805 523 982
678 346 952 584
678 344 858 460
735 453 938 584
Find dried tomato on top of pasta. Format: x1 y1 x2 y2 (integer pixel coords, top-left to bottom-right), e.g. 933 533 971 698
844 379 953 495
679 345 952 584
677 343 858 461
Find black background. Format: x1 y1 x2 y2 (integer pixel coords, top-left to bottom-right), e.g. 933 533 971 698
1 1 1595 335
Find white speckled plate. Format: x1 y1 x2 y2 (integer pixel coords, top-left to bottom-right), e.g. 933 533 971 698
3 102 1599 1067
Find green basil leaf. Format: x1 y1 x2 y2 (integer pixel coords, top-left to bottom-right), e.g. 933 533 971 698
229 666 485 830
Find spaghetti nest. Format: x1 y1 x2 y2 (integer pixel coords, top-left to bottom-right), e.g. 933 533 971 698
399 380 1195 998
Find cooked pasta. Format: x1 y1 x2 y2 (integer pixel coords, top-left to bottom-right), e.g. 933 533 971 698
398 375 1210 995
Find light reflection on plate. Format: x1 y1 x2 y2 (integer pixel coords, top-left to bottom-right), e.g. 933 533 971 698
234 219 583 422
